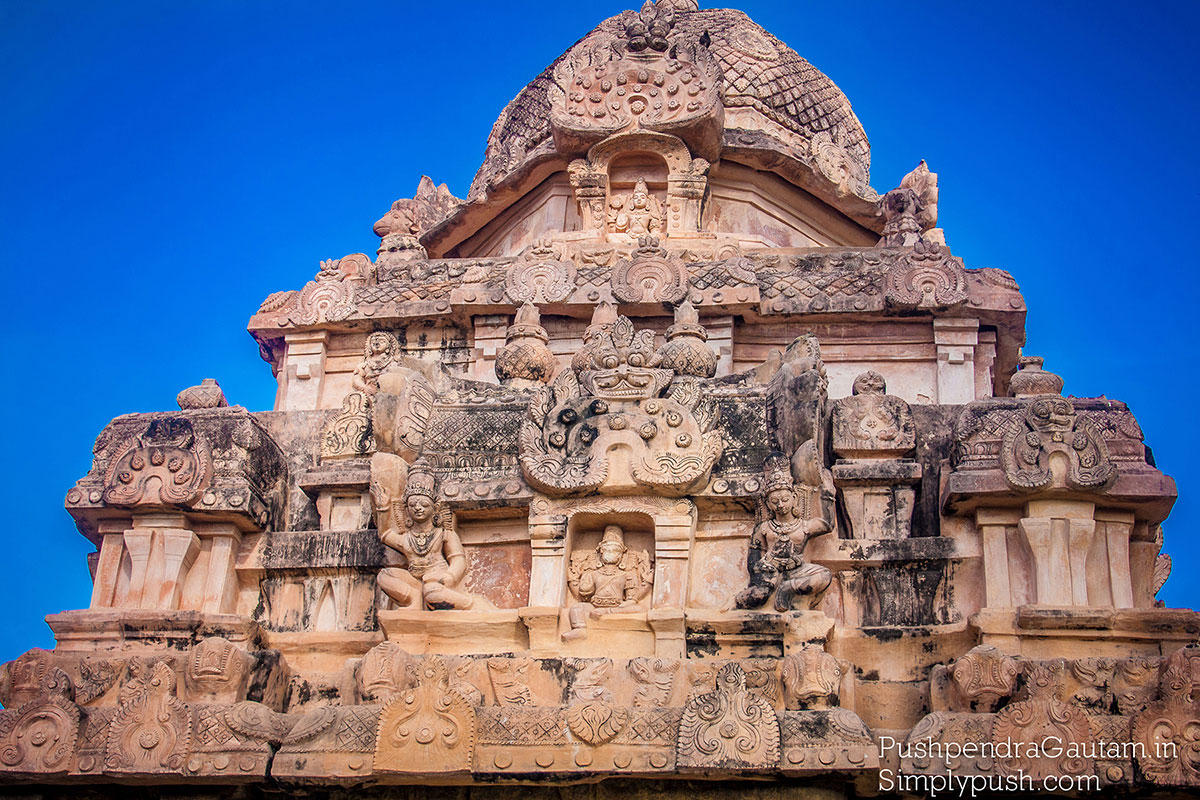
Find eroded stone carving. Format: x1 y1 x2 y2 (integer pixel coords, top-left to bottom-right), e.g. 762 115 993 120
735 451 833 611
486 657 533 706
105 662 191 774
658 299 718 378
879 160 940 247
677 662 779 769
951 645 1019 713
563 525 653 641
375 656 474 774
832 371 915 458
321 331 401 458
609 178 665 237
176 379 228 410
781 646 842 711
183 637 253 704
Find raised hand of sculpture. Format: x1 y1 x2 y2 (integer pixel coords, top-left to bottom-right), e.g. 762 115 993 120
562 525 652 641
377 459 474 610
735 446 833 612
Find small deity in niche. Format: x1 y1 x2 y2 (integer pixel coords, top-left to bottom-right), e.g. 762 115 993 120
562 525 653 641
351 331 401 397
735 447 833 612
608 177 664 237
377 459 475 610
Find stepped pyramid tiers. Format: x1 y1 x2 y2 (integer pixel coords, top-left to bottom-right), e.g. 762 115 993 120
13 2 1193 796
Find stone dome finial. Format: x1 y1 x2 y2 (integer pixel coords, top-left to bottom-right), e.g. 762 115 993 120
1009 355 1065 398
496 302 555 387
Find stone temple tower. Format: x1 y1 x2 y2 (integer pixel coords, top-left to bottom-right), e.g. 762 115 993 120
4 1 1193 796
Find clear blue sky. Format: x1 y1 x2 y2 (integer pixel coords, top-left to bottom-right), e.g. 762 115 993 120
1 1 1196 663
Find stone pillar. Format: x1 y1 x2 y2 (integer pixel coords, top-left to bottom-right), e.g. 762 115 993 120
472 314 509 382
976 508 1021 608
975 328 998 399
89 519 131 609
651 501 697 609
194 522 243 614
124 513 200 611
702 314 734 377
1020 500 1095 606
1096 509 1136 609
527 509 568 607
280 330 329 411
933 317 979 404
666 170 707 235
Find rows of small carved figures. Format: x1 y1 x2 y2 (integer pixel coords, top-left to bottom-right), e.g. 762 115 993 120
0 640 1195 788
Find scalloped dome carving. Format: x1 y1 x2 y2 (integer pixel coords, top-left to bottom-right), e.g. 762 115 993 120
468 5 870 202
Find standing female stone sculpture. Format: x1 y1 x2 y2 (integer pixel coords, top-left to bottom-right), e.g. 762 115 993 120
377 459 475 610
735 446 833 612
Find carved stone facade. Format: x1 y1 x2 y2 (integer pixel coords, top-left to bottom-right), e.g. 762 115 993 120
15 0 1195 796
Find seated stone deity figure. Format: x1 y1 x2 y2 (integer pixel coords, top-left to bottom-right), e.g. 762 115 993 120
562 525 653 641
735 447 833 612
377 459 474 610
608 177 663 237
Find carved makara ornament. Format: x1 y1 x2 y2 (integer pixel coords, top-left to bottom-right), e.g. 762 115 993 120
611 236 688 303
105 662 191 774
950 645 1018 712
884 240 967 310
991 664 1092 782
102 417 212 507
376 459 475 610
519 303 722 496
563 525 653 641
0 666 79 774
677 663 780 769
735 449 833 612
504 239 576 304
781 646 842 711
1133 647 1200 786
375 657 475 774
1001 395 1114 490
495 302 557 388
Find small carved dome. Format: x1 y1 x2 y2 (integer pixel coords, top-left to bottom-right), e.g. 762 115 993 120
468 4 869 200
658 300 718 378
496 303 556 386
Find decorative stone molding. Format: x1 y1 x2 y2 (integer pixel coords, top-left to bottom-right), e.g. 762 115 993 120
504 239 576 304
495 303 556 388
884 241 968 310
677 662 779 769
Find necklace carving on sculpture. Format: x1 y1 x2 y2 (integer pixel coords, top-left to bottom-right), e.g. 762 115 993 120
407 525 439 556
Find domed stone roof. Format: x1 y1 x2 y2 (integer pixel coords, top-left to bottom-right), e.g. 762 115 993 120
467 3 871 202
